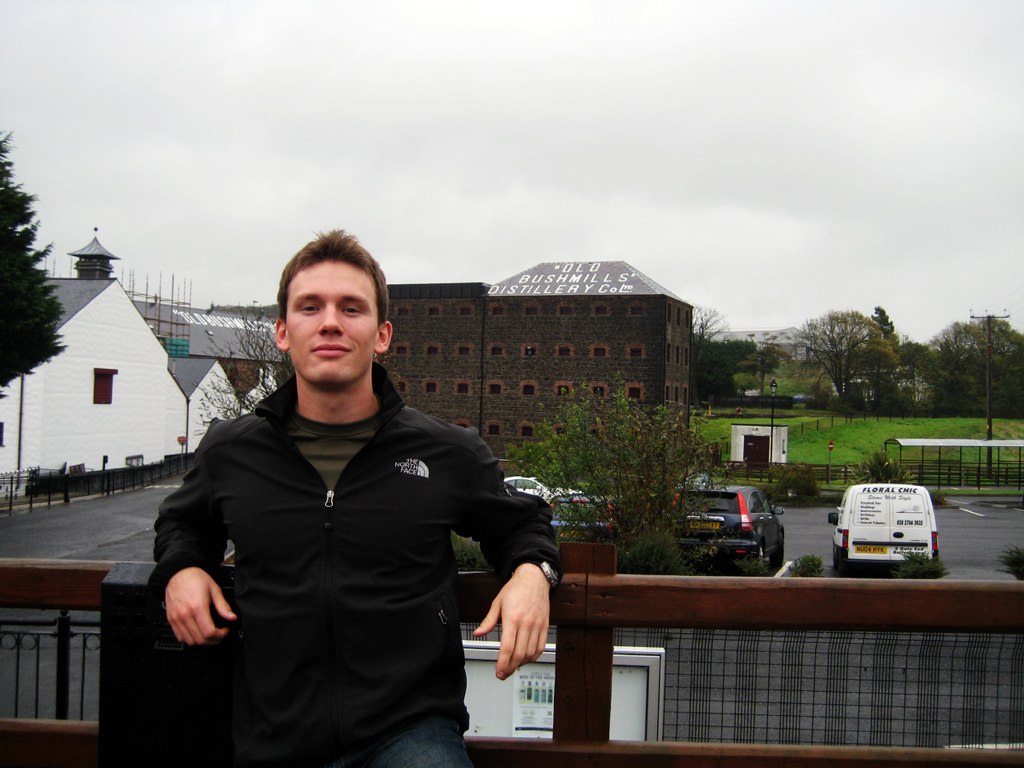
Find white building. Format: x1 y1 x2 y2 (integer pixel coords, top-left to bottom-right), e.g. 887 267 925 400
0 236 233 474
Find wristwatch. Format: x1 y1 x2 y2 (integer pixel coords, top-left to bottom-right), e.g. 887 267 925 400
538 561 560 588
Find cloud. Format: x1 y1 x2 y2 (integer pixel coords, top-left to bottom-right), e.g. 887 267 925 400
2 0 1022 340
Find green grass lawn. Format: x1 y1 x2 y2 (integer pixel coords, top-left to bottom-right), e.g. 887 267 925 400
696 412 1024 466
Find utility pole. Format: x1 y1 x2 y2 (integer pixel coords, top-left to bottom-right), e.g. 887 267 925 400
970 310 1009 476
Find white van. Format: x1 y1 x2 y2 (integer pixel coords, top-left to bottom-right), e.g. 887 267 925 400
828 483 938 575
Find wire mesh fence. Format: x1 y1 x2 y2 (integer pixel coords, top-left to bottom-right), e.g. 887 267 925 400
463 623 1023 750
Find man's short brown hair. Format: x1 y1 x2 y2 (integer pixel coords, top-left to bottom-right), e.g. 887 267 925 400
277 230 389 323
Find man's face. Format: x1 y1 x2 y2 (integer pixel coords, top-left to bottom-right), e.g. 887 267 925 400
275 260 392 393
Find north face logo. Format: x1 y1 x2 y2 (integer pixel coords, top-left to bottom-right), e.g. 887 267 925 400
395 459 430 478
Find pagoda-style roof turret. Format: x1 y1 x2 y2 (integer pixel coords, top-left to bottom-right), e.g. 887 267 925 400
69 229 120 279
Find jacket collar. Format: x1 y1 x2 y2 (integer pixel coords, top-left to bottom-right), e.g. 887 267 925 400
256 362 405 425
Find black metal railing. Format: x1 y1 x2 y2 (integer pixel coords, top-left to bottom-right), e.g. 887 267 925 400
0 611 101 720
1 454 194 513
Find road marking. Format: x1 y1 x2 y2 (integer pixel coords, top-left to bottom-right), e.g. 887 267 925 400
958 506 986 517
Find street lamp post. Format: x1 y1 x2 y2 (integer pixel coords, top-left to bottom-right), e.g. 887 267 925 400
769 378 777 465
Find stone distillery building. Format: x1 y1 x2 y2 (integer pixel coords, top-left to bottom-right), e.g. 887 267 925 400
382 261 692 458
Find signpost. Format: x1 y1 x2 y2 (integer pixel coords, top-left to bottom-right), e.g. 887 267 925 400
827 440 834 483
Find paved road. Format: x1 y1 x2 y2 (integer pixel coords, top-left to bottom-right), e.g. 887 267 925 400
0 483 179 562
779 495 1024 580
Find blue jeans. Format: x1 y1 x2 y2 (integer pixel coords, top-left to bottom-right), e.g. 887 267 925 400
322 716 473 768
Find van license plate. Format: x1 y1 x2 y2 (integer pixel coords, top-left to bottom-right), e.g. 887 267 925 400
855 545 887 554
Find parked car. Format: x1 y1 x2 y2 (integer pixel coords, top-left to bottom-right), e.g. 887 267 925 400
504 476 581 502
504 476 556 501
678 485 785 568
550 493 615 543
828 483 938 576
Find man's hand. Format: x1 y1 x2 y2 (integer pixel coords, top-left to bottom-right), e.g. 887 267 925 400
164 566 236 646
473 562 551 680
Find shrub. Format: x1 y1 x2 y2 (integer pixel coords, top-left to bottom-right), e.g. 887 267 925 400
997 546 1024 580
772 464 819 498
855 449 910 483
677 541 725 576
735 555 772 577
617 529 689 575
451 534 490 571
790 554 824 577
892 553 947 579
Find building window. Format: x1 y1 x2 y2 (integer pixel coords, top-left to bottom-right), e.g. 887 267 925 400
427 345 440 356
557 345 573 357
396 380 408 393
627 385 643 400
488 382 503 395
486 422 502 436
428 305 441 316
558 305 574 316
458 305 473 316
523 344 537 357
490 345 505 356
490 304 505 316
454 419 472 428
424 381 438 394
395 345 409 355
629 305 645 316
592 384 607 397
456 382 470 395
555 382 572 396
93 368 118 405
458 345 471 356
396 305 411 317
522 383 536 396
525 305 539 316
520 425 534 438
593 304 609 316
628 346 644 359
591 345 608 358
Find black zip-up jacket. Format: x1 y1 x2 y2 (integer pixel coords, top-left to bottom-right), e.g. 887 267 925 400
152 364 560 767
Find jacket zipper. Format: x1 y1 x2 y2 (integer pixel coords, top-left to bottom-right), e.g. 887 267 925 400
322 485 341 750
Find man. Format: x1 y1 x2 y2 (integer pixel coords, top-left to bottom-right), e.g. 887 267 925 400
151 230 560 768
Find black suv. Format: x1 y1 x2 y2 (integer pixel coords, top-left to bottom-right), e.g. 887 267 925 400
678 485 785 568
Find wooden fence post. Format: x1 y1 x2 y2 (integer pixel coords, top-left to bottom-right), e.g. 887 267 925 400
552 542 617 741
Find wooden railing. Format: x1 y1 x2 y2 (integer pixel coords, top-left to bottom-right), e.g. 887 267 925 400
2 548 1023 768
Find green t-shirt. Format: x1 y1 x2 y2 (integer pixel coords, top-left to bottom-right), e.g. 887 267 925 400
286 407 383 490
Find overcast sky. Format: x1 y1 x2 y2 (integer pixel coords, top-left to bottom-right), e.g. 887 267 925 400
2 0 1021 342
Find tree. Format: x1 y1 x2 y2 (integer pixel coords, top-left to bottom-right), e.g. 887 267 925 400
926 318 1024 418
507 382 716 549
740 333 789 394
689 306 728 405
927 321 983 416
798 310 885 408
198 304 293 418
697 338 756 401
892 338 934 414
871 306 896 340
0 133 63 392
